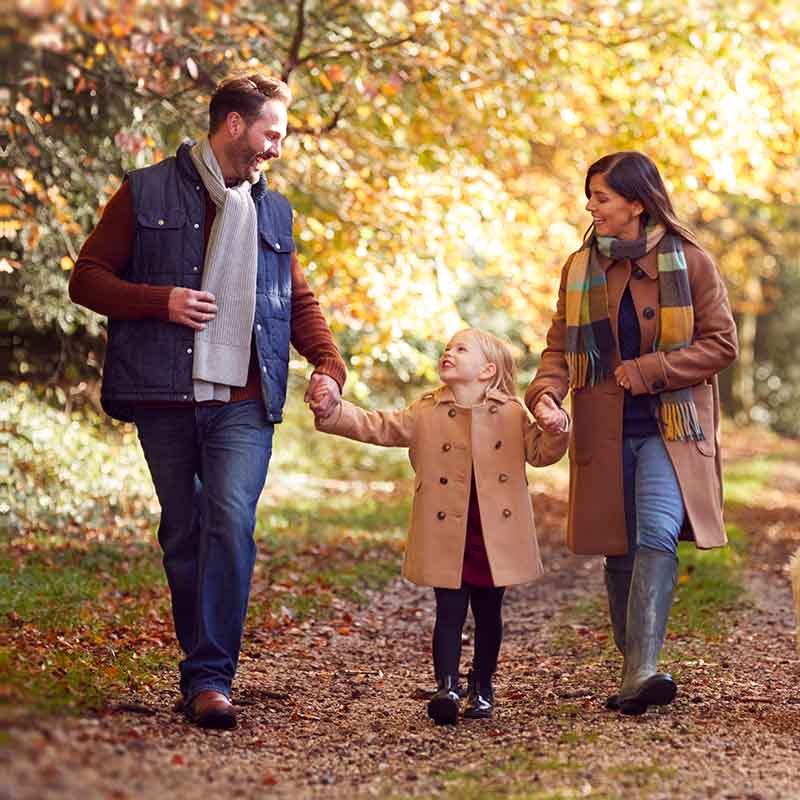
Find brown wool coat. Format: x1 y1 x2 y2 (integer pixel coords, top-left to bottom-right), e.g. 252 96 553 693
316 387 569 588
525 241 738 556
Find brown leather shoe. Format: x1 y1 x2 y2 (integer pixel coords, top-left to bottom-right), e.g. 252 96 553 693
186 690 237 730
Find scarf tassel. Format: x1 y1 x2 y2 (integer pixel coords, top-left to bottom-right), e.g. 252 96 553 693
659 399 705 442
567 351 610 389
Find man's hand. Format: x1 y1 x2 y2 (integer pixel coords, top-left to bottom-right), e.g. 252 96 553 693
305 373 341 419
168 288 218 331
533 394 568 433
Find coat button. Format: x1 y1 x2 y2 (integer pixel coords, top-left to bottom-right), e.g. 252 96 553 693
448 408 456 417
653 379 666 391
495 440 502 449
634 267 645 279
643 306 656 320
498 473 509 482
442 443 451 452
440 477 448 485
489 405 498 414
502 508 512 518
437 511 446 520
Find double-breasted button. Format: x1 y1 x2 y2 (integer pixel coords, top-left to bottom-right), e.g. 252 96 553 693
448 408 456 418
495 440 502 449
643 306 656 320
437 511 446 520
633 267 645 279
653 379 666 391
489 405 498 414
498 473 509 483
440 477 448 485
442 443 451 452
502 508 512 518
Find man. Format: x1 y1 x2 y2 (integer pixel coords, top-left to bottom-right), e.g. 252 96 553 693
70 75 345 729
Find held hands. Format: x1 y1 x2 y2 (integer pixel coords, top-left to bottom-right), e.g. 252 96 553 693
168 288 218 331
533 394 569 434
305 373 341 420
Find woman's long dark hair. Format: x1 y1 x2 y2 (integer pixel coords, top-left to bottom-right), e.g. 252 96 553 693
584 151 702 247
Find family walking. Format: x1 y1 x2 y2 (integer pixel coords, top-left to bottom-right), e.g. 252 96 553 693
70 73 738 730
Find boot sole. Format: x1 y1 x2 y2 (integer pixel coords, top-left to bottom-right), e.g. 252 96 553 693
621 675 677 715
463 708 493 720
427 696 459 725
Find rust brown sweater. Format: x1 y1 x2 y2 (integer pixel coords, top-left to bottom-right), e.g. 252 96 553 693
69 180 347 402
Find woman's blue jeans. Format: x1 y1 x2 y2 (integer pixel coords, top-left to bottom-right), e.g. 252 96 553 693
133 400 274 701
606 436 685 570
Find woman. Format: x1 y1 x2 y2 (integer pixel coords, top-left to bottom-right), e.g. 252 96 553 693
527 152 737 715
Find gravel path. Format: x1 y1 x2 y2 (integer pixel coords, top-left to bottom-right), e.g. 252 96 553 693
3 484 799 800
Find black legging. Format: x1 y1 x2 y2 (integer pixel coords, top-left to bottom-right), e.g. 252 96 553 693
433 584 506 680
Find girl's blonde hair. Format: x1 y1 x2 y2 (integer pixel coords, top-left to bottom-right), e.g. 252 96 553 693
462 328 518 397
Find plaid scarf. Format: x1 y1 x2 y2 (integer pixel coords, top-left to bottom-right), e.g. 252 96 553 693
565 222 703 442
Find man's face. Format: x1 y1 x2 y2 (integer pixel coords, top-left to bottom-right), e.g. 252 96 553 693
224 99 288 184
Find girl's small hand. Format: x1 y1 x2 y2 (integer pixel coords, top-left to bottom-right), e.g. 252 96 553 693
534 394 568 433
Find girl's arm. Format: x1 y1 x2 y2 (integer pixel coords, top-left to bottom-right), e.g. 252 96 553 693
522 406 570 467
315 400 415 448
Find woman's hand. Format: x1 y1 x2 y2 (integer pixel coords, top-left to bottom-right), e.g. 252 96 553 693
534 394 568 433
614 364 632 391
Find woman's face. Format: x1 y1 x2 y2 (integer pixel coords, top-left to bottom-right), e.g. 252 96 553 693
585 172 643 240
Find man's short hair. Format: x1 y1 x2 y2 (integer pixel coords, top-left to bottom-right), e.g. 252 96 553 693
209 75 292 134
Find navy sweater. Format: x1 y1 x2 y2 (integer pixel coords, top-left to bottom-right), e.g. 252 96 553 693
619 284 660 437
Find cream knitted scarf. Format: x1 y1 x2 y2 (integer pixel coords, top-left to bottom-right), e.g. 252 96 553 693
190 137 259 402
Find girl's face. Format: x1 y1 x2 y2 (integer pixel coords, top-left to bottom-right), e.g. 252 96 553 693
585 172 643 240
438 331 495 387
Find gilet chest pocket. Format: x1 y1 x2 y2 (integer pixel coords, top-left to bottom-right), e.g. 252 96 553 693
137 211 187 274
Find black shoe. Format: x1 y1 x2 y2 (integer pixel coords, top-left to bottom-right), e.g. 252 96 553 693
463 670 494 719
427 675 460 725
605 693 621 711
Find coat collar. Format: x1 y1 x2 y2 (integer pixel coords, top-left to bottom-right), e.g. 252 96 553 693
429 386 513 406
597 246 658 279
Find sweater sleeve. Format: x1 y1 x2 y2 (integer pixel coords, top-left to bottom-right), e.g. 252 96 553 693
290 253 347 390
68 180 173 320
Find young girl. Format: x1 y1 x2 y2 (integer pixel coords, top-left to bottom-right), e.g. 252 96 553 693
313 328 569 724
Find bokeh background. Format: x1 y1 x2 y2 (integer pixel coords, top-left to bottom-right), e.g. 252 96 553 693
5 0 800 535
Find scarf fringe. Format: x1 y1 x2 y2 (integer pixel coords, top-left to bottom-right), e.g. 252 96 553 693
659 399 705 442
567 351 609 389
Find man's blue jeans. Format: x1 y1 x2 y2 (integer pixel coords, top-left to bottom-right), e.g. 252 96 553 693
133 400 274 701
606 436 685 570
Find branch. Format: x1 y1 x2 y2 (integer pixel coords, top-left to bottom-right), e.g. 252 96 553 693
283 0 307 81
287 99 348 137
292 34 416 67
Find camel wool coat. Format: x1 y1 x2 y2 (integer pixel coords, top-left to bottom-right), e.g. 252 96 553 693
316 387 569 588
525 241 738 556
